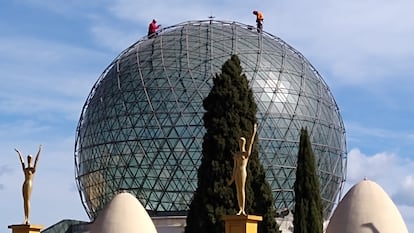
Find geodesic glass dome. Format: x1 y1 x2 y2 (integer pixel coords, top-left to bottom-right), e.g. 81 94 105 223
74 19 347 220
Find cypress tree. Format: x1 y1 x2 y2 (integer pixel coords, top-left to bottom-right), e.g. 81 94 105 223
185 55 279 233
293 128 323 233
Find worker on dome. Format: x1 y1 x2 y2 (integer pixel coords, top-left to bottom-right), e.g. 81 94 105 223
252 10 264 33
148 19 161 39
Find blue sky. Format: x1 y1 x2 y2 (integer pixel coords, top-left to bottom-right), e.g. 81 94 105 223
1 0 413 231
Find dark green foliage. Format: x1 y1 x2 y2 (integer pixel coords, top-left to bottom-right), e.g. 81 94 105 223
185 55 279 233
293 128 323 233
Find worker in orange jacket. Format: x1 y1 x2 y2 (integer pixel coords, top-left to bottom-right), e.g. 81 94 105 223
253 10 264 33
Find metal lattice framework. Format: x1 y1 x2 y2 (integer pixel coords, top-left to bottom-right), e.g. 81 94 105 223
74 19 347 220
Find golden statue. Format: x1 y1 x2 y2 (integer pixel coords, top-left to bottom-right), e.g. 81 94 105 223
15 145 42 225
228 124 257 216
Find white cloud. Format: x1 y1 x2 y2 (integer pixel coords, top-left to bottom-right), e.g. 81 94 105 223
0 36 105 120
0 165 12 176
108 0 240 24
18 0 110 19
346 149 398 184
265 1 414 87
345 148 414 191
393 176 414 206
90 24 140 52
0 165 12 191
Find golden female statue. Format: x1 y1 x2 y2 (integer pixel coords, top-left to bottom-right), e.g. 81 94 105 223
15 145 42 225
228 124 257 216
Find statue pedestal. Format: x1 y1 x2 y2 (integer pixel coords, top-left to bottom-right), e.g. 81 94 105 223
223 215 263 233
8 224 43 233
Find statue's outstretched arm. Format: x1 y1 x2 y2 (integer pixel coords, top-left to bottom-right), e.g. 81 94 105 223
247 123 258 157
34 144 42 169
15 148 25 170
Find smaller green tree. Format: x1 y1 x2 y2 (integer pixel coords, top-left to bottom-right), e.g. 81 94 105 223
293 128 323 233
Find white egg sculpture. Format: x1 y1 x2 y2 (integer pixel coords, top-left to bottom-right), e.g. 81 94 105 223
326 179 408 233
91 192 158 233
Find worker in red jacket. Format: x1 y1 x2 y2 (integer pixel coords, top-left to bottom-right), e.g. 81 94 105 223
148 19 161 38
253 11 264 33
